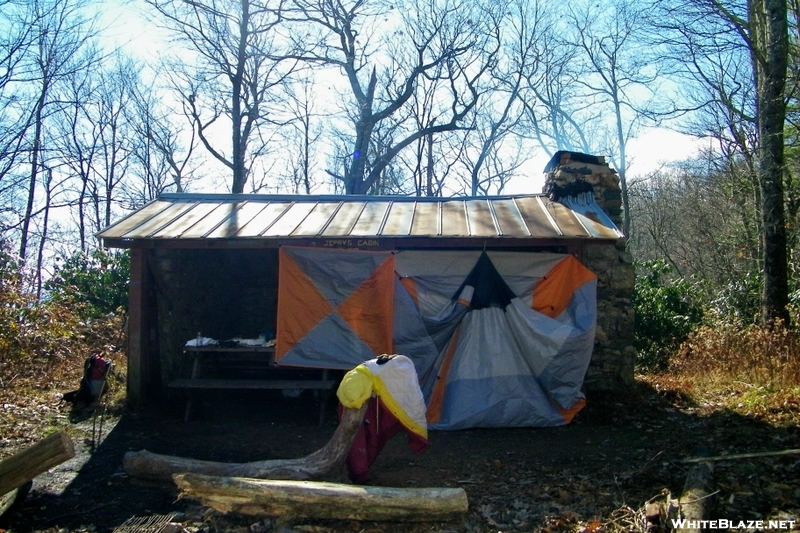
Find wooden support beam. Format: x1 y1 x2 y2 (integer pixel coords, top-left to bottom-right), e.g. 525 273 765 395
174 474 469 522
127 248 145 408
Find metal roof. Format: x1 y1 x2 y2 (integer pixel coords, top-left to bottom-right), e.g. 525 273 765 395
98 193 622 246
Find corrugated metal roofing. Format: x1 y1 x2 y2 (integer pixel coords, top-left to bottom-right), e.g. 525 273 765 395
98 193 623 244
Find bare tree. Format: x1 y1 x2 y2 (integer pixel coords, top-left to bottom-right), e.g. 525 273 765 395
52 53 137 251
519 20 596 159
54 63 101 252
750 0 790 324
16 0 98 261
564 0 668 238
125 71 200 205
147 0 294 193
284 0 497 194
279 77 323 194
462 0 547 196
0 0 37 187
652 0 790 324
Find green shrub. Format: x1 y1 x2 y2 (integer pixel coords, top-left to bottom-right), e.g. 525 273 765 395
710 271 762 326
45 248 130 319
0 241 126 388
633 260 705 371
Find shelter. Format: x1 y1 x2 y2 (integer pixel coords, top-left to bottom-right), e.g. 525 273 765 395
99 154 635 428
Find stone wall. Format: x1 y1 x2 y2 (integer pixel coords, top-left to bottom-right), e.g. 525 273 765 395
544 152 635 390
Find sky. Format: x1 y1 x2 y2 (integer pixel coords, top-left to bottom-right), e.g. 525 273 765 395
98 1 706 197
505 128 704 195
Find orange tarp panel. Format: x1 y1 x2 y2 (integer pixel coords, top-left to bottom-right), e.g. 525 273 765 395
425 324 462 424
532 256 596 318
399 277 419 307
552 397 586 424
338 256 395 356
275 248 334 360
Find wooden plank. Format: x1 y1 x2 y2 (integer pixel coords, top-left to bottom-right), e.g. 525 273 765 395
183 346 275 353
677 461 715 533
168 379 336 390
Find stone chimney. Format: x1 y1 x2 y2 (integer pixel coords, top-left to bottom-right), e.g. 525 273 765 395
542 151 624 228
543 151 635 390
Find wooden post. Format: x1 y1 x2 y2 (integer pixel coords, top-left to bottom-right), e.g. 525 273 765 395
174 474 469 522
127 247 146 408
0 431 75 496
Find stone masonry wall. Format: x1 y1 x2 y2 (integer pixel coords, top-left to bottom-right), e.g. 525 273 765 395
544 152 635 390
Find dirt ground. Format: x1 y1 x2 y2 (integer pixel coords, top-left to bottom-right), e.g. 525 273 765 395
1 383 798 533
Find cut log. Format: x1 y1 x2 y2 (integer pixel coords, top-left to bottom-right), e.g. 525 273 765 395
123 404 367 483
676 461 715 533
0 431 75 497
174 473 469 522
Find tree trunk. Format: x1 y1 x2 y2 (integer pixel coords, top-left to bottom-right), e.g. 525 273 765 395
751 0 789 325
20 88 46 261
0 431 75 497
174 474 469 522
123 404 367 483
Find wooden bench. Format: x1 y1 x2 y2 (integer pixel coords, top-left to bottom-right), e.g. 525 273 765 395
169 345 338 424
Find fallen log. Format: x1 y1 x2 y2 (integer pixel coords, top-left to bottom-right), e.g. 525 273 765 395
0 431 75 497
676 460 715 533
123 404 367 482
174 473 469 522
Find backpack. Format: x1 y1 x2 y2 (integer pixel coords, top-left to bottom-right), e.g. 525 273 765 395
62 355 111 405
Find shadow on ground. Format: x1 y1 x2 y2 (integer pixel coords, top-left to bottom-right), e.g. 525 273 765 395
2 383 797 533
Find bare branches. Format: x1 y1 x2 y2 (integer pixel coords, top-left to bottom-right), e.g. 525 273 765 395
147 0 294 192
281 0 495 194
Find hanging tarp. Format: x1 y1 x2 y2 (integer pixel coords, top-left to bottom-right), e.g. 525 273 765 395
276 247 395 368
394 251 596 429
276 246 597 429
